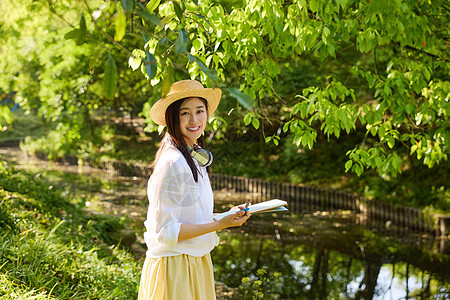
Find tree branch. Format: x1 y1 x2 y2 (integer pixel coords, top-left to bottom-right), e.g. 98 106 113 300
404 45 448 62
258 96 273 125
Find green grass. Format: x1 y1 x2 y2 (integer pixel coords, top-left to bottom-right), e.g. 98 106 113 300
0 270 49 300
0 163 141 299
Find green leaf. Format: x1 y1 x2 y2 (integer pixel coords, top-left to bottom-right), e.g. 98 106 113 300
244 113 253 126
121 0 135 14
283 121 290 133
301 132 309 148
161 66 174 98
173 1 184 21
128 55 141 71
310 0 319 12
212 120 219 130
225 88 255 111
378 126 386 137
142 33 150 43
77 15 87 45
146 0 161 13
252 117 260 130
114 13 127 42
423 68 431 81
136 8 161 27
345 160 353 172
174 30 188 54
64 28 79 41
327 43 335 57
387 136 395 148
174 38 187 54
375 157 382 168
104 55 118 100
306 96 315 115
195 59 218 82
179 29 189 45
192 39 202 50
354 164 362 176
291 103 301 116
366 72 376 88
293 134 302 146
129 49 145 71
144 52 157 79
386 61 394 72
306 133 314 149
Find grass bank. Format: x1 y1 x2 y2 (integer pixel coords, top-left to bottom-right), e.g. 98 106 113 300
0 162 140 299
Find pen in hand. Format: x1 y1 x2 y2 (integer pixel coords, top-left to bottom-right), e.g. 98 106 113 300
240 199 251 212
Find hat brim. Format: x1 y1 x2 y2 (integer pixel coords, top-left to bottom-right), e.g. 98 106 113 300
150 88 222 126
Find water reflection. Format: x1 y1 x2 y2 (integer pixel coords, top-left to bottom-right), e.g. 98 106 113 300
1 148 449 299
214 214 450 299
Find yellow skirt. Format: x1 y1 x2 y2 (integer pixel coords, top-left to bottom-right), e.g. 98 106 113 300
138 253 216 300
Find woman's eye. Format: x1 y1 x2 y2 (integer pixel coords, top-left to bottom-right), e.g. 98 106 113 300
181 112 188 116
197 110 204 114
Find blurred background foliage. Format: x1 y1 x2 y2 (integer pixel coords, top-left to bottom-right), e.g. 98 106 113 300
0 0 448 210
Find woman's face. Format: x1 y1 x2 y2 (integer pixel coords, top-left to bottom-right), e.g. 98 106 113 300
179 97 208 147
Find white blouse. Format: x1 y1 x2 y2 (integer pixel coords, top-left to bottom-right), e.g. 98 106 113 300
143 145 220 258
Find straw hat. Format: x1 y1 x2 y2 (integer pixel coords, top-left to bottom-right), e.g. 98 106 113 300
150 80 222 126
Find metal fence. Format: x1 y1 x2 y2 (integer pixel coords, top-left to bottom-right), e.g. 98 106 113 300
211 173 439 234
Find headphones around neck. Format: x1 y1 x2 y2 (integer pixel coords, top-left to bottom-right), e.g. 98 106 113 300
188 144 213 167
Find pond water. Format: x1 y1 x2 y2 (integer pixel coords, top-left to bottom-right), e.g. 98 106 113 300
1 147 449 299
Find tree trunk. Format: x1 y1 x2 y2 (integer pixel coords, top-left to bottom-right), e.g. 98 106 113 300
355 260 382 300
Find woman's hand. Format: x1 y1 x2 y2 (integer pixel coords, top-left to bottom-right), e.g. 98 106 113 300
217 205 251 230
179 206 251 241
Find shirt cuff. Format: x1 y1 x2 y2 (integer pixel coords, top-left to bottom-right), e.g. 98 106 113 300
160 222 182 248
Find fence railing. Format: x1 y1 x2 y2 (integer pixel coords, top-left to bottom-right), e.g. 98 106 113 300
211 173 441 235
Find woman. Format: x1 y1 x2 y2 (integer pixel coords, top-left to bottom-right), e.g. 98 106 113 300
138 79 251 299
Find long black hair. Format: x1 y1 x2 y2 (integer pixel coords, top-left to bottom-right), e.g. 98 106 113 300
152 97 210 182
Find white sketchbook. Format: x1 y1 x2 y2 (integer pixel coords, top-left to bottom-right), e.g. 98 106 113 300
213 199 288 221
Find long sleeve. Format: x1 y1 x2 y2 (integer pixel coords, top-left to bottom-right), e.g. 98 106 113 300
147 159 184 249
143 147 219 258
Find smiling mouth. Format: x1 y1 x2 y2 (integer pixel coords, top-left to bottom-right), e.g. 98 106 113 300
187 126 201 132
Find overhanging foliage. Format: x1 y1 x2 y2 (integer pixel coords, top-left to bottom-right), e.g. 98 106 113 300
0 0 448 178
